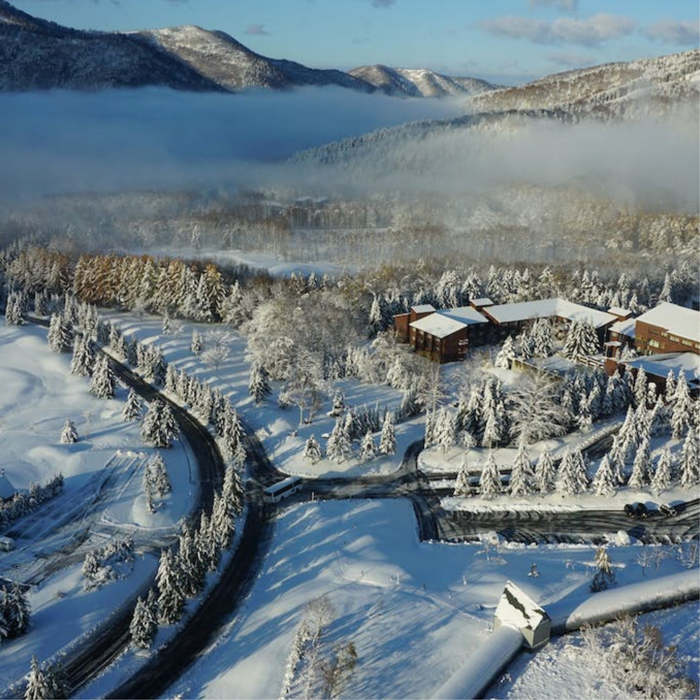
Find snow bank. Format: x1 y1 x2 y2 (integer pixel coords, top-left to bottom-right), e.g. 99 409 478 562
550 568 700 633
433 624 523 700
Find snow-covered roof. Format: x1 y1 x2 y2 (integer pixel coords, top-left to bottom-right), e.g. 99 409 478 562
470 297 494 307
484 298 617 328
634 302 700 343
607 306 632 317
624 352 700 388
0 470 16 500
609 318 636 338
495 581 550 632
411 304 436 314
409 307 488 339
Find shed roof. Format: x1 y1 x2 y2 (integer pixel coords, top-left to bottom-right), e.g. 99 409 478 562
484 298 616 328
470 297 494 307
411 304 435 314
495 581 550 632
607 306 632 317
634 302 700 344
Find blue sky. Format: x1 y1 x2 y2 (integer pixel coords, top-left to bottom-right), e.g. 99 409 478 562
13 0 699 83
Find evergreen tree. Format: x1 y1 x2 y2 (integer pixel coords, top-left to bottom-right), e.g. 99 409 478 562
212 490 236 549
141 400 178 448
508 441 534 497
248 362 271 405
177 523 204 597
59 419 78 444
24 657 52 700
197 511 219 573
70 336 94 377
494 336 515 369
651 448 673 495
47 313 63 353
628 437 651 489
122 388 142 422
453 457 471 497
326 417 353 463
360 430 376 461
190 330 203 356
436 408 456 454
379 412 396 456
156 549 184 625
633 368 648 408
147 454 172 497
303 435 323 464
164 364 178 395
664 369 676 402
671 373 693 439
534 450 556 493
592 454 617 496
679 430 699 487
482 404 505 448
479 452 501 499
221 464 244 517
89 355 115 399
129 596 157 649
556 449 589 495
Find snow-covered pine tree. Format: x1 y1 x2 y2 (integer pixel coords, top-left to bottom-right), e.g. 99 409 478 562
141 400 178 448
577 400 593 433
592 454 617 496
148 454 171 497
360 430 376 461
633 368 648 408
664 369 676 402
494 336 515 369
24 657 51 700
671 373 692 439
190 330 203 356
60 419 78 444
70 336 94 377
329 392 346 417
436 408 456 454
534 450 556 493
650 447 673 495
177 523 204 597
47 313 63 353
221 464 244 516
532 319 553 358
89 355 115 399
197 511 219 573
303 435 323 464
628 437 651 489
212 490 235 549
129 596 157 649
479 452 502 499
556 449 588 495
508 441 534 497
326 417 352 463
679 430 699 487
563 321 599 359
155 549 184 625
248 362 271 405
453 457 471 497
164 364 178 395
81 550 99 583
379 411 396 456
482 404 505 448
122 388 142 422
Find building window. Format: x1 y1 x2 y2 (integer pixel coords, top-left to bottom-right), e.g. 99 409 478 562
649 339 660 348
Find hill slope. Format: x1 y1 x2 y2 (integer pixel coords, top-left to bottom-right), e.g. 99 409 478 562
349 65 496 97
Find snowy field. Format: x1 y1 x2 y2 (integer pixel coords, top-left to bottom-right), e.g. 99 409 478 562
163 499 698 699
0 321 195 689
102 312 420 478
492 601 700 699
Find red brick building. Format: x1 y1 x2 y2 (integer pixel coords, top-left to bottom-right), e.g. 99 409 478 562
632 302 700 355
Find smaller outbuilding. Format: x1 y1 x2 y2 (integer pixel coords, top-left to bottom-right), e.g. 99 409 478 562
494 581 551 650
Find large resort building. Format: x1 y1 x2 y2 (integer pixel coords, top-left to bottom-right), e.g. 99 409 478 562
393 297 700 394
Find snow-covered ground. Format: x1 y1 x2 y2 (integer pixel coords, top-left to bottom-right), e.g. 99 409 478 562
492 601 700 699
0 321 195 688
102 312 420 478
162 499 698 699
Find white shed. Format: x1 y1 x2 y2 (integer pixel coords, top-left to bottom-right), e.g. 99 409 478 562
494 581 551 650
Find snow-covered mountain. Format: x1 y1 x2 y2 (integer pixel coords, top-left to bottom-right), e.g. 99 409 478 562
138 25 371 92
349 65 496 97
0 1 493 96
